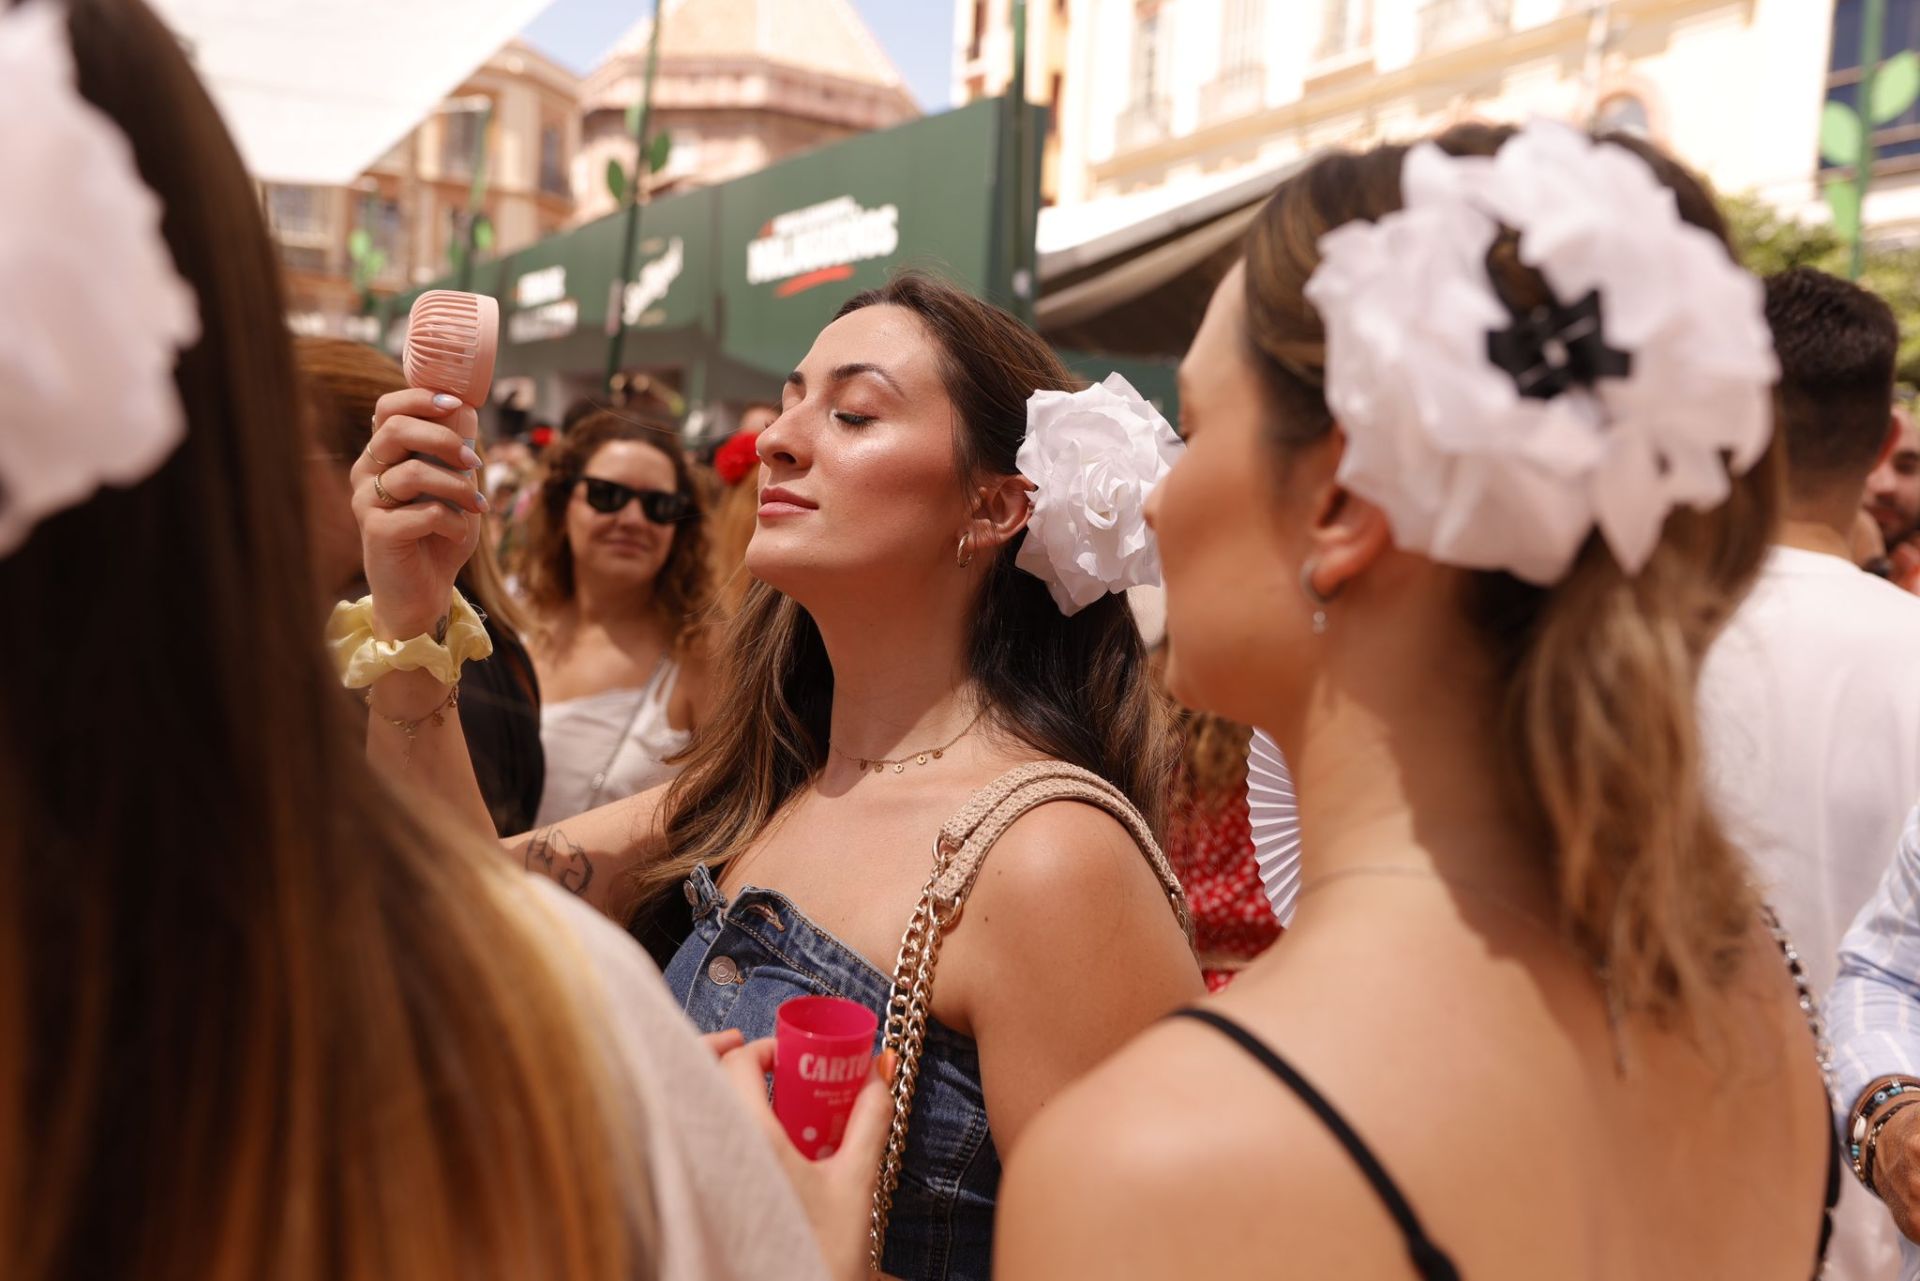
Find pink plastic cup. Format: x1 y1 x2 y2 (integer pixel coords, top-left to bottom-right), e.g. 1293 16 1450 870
773 995 880 1160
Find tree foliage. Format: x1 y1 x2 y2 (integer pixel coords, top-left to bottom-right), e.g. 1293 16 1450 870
1723 191 1920 384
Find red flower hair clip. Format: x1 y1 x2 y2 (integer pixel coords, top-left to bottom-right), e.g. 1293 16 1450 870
714 430 762 487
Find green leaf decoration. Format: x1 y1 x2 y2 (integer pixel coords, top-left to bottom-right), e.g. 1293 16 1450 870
626 100 643 137
606 157 628 203
1821 100 1867 167
365 248 387 277
1872 51 1920 126
473 216 494 254
1825 176 1864 244
648 133 672 174
348 227 372 261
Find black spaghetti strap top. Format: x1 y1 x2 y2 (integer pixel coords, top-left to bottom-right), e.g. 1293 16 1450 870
1168 1007 1461 1280
1168 1005 1838 1281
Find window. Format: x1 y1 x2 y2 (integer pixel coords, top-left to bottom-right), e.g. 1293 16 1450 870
1221 0 1264 72
355 197 404 281
662 130 702 179
1129 5 1167 110
539 123 568 196
1416 0 1511 56
1117 4 1172 149
1824 0 1920 173
1315 0 1371 62
968 0 986 61
1596 93 1651 138
266 184 326 239
441 103 488 179
1204 0 1267 121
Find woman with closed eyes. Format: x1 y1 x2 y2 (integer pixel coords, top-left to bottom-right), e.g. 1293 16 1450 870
351 272 1205 1278
519 410 716 827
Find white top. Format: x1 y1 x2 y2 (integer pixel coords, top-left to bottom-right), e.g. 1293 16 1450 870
1699 546 1920 995
1698 546 1920 1281
525 876 828 1281
537 658 691 828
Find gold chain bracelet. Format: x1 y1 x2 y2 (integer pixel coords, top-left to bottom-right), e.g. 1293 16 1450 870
364 684 459 766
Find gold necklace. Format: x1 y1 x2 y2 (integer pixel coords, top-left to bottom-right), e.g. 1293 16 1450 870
832 708 985 775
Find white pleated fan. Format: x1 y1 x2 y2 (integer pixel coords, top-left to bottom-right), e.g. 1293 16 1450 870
1246 728 1301 925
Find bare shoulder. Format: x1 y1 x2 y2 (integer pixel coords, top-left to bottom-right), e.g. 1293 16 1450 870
967 795 1176 921
996 1014 1413 1280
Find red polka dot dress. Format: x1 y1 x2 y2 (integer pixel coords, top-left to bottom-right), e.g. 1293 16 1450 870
1164 772 1283 991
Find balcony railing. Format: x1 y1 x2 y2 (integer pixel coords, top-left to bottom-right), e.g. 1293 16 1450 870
1200 62 1267 124
1115 98 1172 152
1418 0 1512 54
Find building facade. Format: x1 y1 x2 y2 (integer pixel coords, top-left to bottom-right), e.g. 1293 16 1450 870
267 40 581 342
572 0 921 226
957 0 1920 240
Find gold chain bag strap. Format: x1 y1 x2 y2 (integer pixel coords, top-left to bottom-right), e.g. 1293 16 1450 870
867 761 1193 1269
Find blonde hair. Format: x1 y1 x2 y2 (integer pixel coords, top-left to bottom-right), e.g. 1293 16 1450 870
0 3 654 1277
1239 123 1782 1034
705 475 761 617
1178 711 1252 811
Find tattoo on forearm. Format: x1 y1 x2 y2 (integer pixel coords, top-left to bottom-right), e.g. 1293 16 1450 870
525 827 595 895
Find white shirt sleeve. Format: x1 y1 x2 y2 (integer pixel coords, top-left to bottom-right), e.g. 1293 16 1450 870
1830 803 1920 1128
524 877 831 1281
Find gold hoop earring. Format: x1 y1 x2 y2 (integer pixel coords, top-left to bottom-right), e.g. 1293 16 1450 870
1301 560 1339 635
956 531 976 568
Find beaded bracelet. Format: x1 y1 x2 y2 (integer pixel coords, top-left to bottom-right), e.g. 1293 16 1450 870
1850 1076 1920 1189
1863 1098 1920 1198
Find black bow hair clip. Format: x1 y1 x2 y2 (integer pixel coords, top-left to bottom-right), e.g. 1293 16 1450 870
1486 288 1633 401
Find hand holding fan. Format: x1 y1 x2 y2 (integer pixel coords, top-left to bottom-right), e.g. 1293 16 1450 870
400 289 497 503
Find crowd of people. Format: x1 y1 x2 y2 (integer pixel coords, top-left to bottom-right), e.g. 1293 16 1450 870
18 1 1920 1279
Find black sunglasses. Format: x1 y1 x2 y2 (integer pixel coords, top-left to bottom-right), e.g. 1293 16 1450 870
579 477 695 523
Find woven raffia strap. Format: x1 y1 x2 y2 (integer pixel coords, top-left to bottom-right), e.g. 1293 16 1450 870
867 761 1194 1269
932 760 1193 939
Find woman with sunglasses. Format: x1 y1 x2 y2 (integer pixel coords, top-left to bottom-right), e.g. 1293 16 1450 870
519 410 713 827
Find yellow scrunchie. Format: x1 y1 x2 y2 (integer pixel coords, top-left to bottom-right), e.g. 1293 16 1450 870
326 592 493 688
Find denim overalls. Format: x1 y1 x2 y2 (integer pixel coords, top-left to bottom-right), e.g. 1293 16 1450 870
664 864 999 1280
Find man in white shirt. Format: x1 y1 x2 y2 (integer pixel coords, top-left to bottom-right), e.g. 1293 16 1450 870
1699 266 1920 1281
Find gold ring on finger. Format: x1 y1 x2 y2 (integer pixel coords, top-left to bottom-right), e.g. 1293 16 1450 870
363 442 396 472
371 471 403 508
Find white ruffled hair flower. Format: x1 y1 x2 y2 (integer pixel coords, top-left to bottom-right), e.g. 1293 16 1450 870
1303 119 1776 585
0 0 201 557
1015 374 1184 615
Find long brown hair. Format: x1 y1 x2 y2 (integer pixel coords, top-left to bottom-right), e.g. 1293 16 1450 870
0 3 650 1278
623 271 1174 956
520 410 709 649
1239 123 1781 1034
294 335 533 642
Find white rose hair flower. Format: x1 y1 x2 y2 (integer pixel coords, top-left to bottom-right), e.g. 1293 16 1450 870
1015 374 1184 615
0 0 200 558
1302 119 1776 586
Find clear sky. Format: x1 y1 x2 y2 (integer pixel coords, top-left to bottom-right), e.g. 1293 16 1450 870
520 0 959 111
